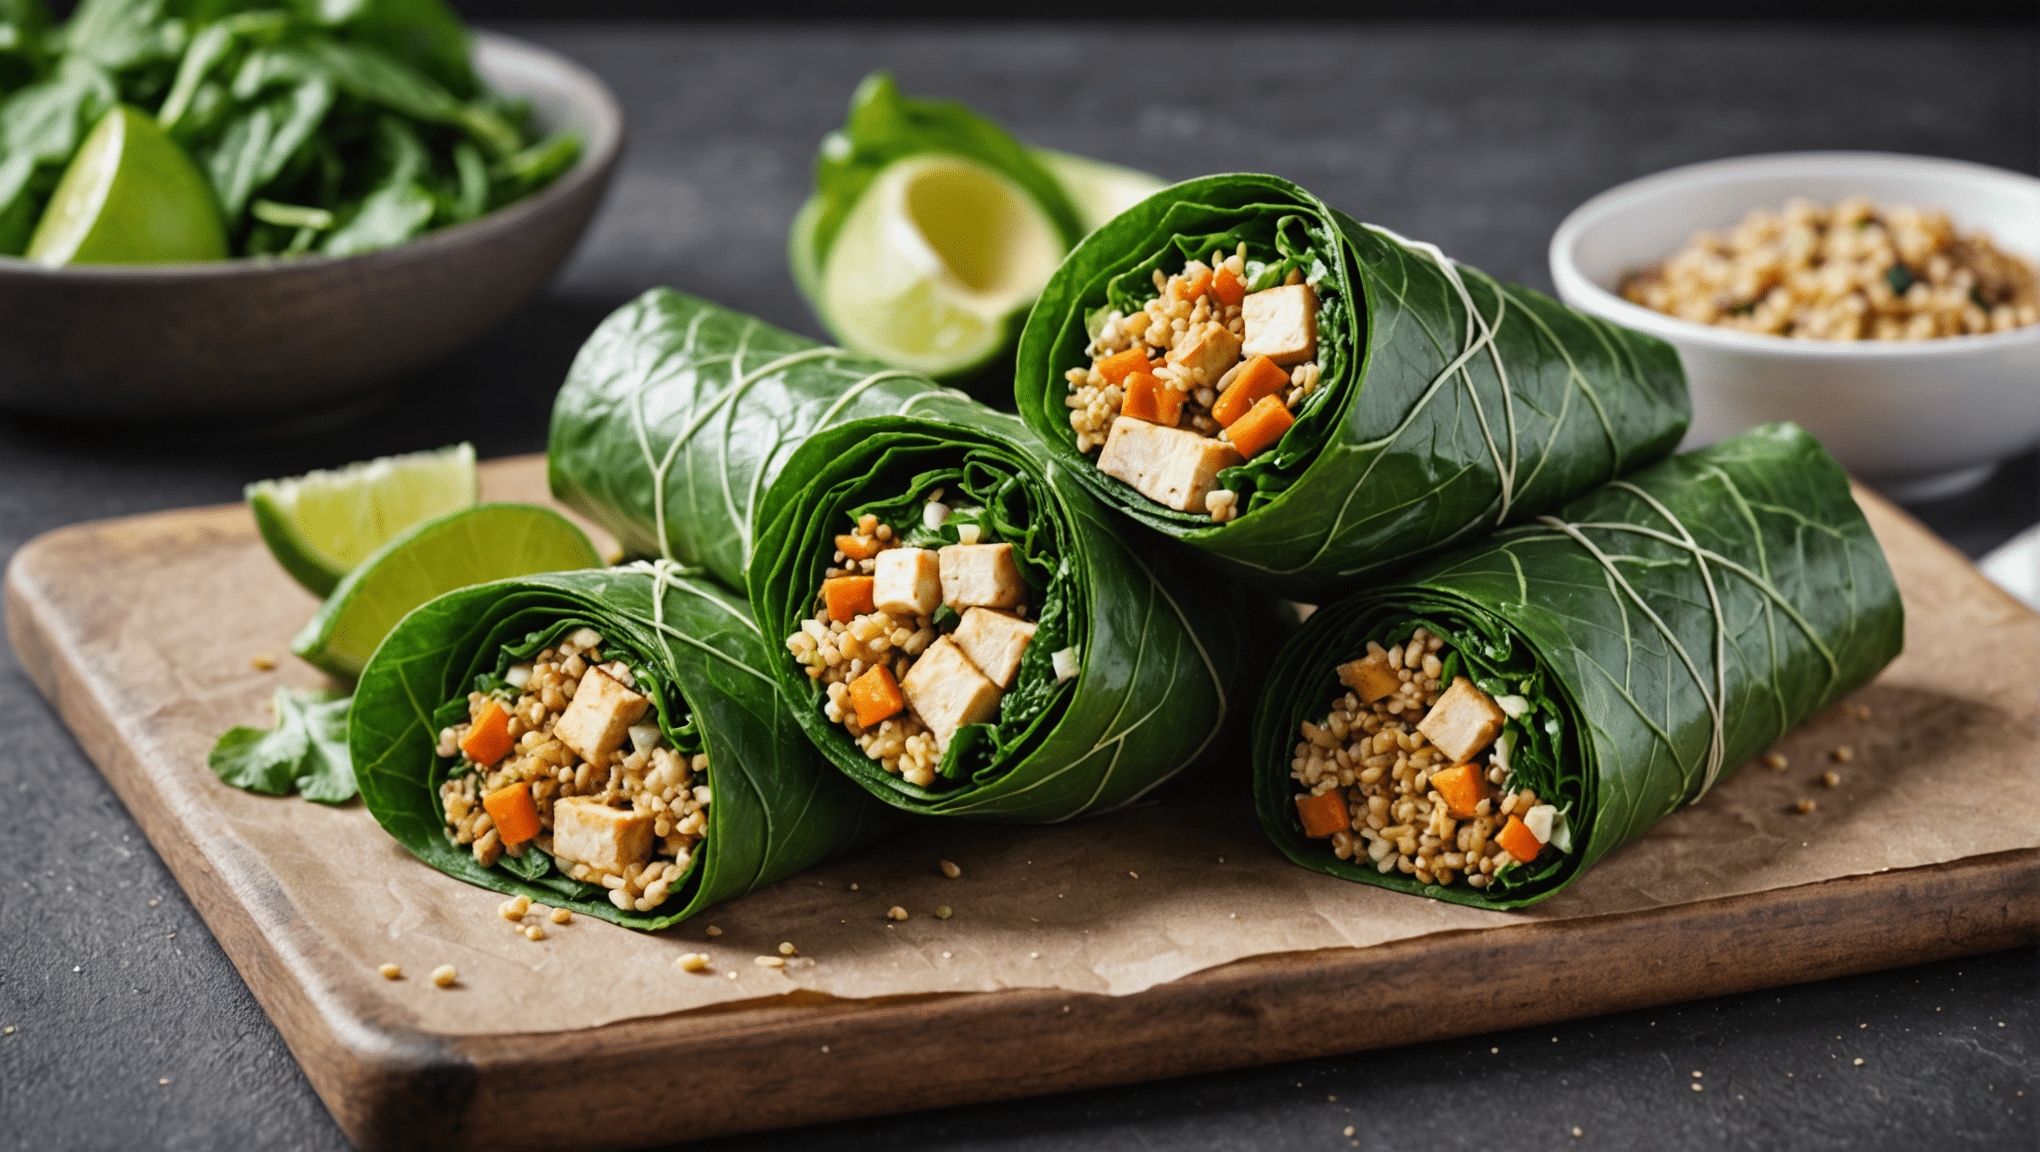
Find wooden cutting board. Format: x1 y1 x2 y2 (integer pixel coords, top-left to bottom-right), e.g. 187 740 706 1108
6 455 2035 1152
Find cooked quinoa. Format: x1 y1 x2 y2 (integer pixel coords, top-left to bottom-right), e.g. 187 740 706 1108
785 492 1062 788
1620 196 2040 340
1291 628 1562 890
435 627 709 914
1066 246 1324 523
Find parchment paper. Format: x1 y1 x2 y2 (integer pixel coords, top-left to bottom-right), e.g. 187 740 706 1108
25 456 2038 1037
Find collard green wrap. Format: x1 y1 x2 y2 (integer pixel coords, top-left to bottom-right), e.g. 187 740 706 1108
352 564 896 929
1253 423 1902 908
548 287 981 589
751 411 1267 823
1014 173 1692 600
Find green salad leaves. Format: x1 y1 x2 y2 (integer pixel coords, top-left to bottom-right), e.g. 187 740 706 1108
207 684 354 802
1253 423 1904 907
1015 173 1692 600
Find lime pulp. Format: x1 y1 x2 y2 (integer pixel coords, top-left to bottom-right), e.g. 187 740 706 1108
248 443 480 598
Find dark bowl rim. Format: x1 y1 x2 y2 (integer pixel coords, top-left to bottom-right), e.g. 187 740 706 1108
0 28 627 283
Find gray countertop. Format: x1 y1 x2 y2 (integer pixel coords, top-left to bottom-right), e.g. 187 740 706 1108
0 19 2033 1151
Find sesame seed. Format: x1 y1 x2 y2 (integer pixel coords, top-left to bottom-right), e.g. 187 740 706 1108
676 953 710 972
1854 1058 1865 1066
1691 1083 1703 1092
377 963 401 980
939 860 962 879
159 1078 170 1086
431 965 457 988
1572 1129 1583 1139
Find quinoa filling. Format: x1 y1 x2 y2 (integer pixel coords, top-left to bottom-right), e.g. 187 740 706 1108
1064 226 1343 523
434 625 709 914
1291 625 1574 893
783 466 1079 791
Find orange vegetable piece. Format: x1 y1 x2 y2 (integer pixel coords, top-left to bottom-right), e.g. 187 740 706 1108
1152 378 1187 426
1430 763 1484 819
847 664 905 728
1212 354 1291 426
1497 814 1543 863
1212 264 1247 306
1178 264 1213 302
482 781 541 846
1227 394 1295 459
1295 788 1349 838
1121 370 1186 427
823 576 875 623
459 699 514 767
1096 347 1154 385
836 533 882 560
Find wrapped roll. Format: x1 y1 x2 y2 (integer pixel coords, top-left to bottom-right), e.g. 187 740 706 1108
352 565 896 928
750 411 1270 822
1015 173 1691 600
548 288 979 589
1252 423 1902 907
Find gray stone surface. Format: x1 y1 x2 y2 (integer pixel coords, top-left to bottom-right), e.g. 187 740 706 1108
0 19 2033 1151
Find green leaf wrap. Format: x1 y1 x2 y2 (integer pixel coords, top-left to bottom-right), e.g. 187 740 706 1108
1015 173 1693 600
751 410 1273 823
547 287 985 589
351 564 900 929
1253 423 1903 908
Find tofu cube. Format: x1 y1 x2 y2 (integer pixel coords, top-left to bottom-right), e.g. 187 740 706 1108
1241 283 1318 365
1336 653 1402 704
549 797 655 873
553 667 650 766
873 547 941 617
900 636 1003 752
1417 676 1508 764
1165 320 1242 385
951 608 1038 689
1096 416 1243 512
938 543 1026 611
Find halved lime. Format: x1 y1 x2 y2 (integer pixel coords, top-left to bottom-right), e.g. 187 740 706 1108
1032 148 1166 234
820 152 1065 379
249 443 479 598
26 103 227 266
291 502 601 680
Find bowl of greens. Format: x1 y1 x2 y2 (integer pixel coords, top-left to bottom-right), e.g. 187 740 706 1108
0 0 623 421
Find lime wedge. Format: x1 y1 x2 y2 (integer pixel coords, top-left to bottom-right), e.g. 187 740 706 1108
26 104 226 266
1032 148 1166 233
249 443 479 598
292 502 601 680
820 152 1064 379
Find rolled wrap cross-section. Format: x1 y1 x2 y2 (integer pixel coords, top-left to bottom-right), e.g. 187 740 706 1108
1015 173 1692 600
750 410 1271 822
548 287 981 589
352 564 898 929
1253 423 1902 908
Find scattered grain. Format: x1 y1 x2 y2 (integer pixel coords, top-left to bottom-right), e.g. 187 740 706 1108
377 963 401 980
935 905 953 920
939 859 962 879
551 907 571 925
1763 752 1789 770
779 942 798 956
1820 770 1841 788
1795 798 1818 815
676 953 710 973
250 653 276 671
1830 745 1854 763
430 964 457 988
887 906 909 921
755 955 785 968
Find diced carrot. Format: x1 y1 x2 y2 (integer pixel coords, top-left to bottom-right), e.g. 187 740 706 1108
1497 814 1543 863
1212 264 1247 306
1227 394 1295 459
1152 378 1187 426
1096 347 1153 385
1179 265 1213 302
482 781 541 846
1211 354 1291 426
836 533 882 560
1296 788 1349 838
1122 370 1160 423
847 663 905 728
1430 763 1483 819
823 576 875 623
459 699 513 766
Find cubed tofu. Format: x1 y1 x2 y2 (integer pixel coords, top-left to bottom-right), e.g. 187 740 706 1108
1165 320 1242 385
553 667 650 766
1336 653 1402 704
951 608 1038 689
900 636 1002 752
1241 283 1318 365
1096 416 1243 512
873 547 941 617
938 543 1026 611
1417 676 1508 764
549 797 654 873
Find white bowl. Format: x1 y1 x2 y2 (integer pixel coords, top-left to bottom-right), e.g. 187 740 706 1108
1549 152 2040 501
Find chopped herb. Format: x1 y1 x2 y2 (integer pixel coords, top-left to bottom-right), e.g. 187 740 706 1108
1886 262 1916 296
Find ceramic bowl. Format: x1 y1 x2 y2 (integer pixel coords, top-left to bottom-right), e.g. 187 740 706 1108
1550 152 2040 500
0 30 624 423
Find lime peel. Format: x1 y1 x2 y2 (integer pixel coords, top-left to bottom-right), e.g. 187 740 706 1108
27 103 227 266
249 443 479 598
